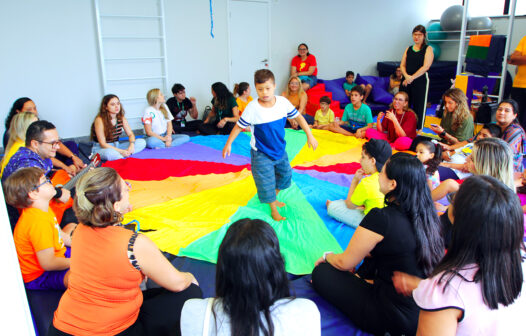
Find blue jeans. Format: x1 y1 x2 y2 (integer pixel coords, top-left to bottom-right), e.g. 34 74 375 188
327 199 365 228
298 75 317 89
146 133 190 149
251 149 292 203
92 138 147 161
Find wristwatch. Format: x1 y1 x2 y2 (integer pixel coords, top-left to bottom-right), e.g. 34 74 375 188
440 130 447 137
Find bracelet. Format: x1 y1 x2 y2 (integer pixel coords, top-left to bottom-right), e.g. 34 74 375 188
323 251 333 262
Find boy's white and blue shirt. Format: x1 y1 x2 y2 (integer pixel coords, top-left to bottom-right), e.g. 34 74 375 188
237 96 298 161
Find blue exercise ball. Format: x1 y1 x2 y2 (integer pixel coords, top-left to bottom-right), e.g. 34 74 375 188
467 16 492 31
427 22 447 41
440 5 468 31
429 43 441 60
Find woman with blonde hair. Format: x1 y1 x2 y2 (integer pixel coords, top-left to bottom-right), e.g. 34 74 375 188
0 112 38 177
432 137 515 202
282 76 313 127
50 167 202 336
91 94 147 161
143 88 190 149
430 88 474 144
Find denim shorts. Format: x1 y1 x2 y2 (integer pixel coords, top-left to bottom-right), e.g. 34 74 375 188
251 149 292 203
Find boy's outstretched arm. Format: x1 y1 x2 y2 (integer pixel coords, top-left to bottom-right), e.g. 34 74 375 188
222 124 244 158
294 114 318 150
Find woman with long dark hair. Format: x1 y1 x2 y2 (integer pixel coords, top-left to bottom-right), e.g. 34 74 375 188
312 152 444 335
290 43 318 91
91 94 146 161
181 218 320 335
400 25 434 129
394 175 525 335
199 82 240 135
4 97 36 147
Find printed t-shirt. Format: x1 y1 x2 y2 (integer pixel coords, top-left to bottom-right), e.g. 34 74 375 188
291 54 318 76
166 97 193 121
142 105 173 135
513 36 526 88
350 172 384 214
2 146 53 182
342 103 373 129
14 207 66 283
343 82 357 92
314 109 335 125
237 96 298 160
236 96 253 115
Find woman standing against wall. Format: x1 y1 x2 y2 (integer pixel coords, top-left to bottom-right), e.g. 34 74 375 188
400 25 434 130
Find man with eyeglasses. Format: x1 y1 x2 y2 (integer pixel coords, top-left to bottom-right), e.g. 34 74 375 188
3 120 74 230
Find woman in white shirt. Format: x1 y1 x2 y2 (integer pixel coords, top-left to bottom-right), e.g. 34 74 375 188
143 88 190 149
181 218 321 336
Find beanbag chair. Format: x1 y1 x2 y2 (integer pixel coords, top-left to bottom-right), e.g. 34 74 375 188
317 78 349 104
371 77 393 105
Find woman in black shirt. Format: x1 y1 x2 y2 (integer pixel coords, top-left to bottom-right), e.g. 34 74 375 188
400 25 434 130
312 153 444 335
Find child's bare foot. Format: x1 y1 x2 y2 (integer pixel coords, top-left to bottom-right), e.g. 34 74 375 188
276 201 286 207
271 209 286 221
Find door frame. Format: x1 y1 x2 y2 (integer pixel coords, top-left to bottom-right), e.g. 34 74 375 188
227 0 271 89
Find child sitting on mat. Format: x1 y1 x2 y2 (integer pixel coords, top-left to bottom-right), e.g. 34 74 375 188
326 139 392 228
223 69 318 221
5 167 70 290
329 85 373 138
343 71 372 103
312 96 335 130
415 140 442 190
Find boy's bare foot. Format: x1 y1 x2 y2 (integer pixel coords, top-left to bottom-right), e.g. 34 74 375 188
271 209 286 221
276 201 286 207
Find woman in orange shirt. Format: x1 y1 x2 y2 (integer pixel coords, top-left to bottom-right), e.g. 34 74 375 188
49 167 202 336
234 82 253 116
282 76 313 128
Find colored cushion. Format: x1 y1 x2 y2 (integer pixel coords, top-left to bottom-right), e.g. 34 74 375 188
318 78 349 104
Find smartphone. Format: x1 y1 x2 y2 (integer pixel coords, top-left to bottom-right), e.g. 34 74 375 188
430 123 438 128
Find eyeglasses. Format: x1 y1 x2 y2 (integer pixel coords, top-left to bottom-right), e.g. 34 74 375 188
33 178 51 190
38 139 61 147
298 48 307 51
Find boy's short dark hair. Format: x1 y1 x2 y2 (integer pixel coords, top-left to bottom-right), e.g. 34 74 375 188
254 69 275 84
346 71 355 77
171 83 185 95
350 85 365 96
319 96 331 105
3 167 44 208
25 120 56 147
482 123 502 138
363 139 392 172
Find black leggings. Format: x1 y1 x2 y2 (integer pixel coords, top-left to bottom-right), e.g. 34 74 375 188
399 73 429 130
198 121 235 135
311 263 418 336
48 284 203 336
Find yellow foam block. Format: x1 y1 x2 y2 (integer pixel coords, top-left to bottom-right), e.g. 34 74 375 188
290 129 363 167
127 170 251 210
123 174 256 254
423 116 441 129
455 74 469 94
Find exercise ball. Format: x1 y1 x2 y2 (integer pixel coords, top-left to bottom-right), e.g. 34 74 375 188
427 22 447 41
467 16 492 31
440 5 468 31
429 43 441 60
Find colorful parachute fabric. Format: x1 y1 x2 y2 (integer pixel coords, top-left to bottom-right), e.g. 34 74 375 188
103 129 366 275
